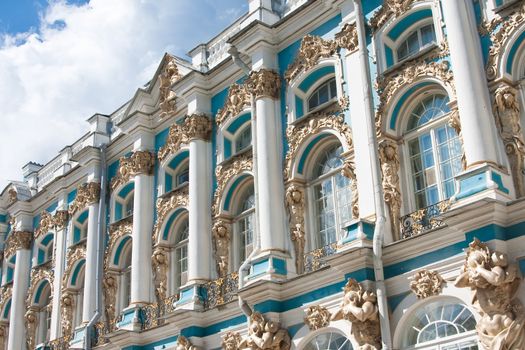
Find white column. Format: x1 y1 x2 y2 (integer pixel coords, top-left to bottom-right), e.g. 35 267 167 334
81 202 99 322
187 137 212 282
49 210 68 340
7 234 31 350
130 152 154 306
441 0 503 168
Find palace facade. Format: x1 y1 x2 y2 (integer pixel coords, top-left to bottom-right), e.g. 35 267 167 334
1 0 525 349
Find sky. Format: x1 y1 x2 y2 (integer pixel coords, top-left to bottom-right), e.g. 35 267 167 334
0 0 247 190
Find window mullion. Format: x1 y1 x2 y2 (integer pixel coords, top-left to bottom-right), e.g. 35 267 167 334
331 176 341 241
431 128 445 201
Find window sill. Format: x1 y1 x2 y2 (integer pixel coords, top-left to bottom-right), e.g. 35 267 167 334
381 43 440 78
69 238 87 250
219 147 253 167
159 183 189 199
291 100 341 126
33 260 53 270
110 215 134 228
493 0 521 14
2 281 13 288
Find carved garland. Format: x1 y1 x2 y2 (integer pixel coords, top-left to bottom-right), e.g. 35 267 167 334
369 0 417 32
486 3 525 80
110 151 155 191
69 182 101 217
212 153 253 216
4 231 32 259
375 60 455 137
158 114 212 163
152 186 189 243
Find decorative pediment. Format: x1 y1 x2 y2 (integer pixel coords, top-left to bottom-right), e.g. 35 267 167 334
285 35 338 82
69 182 101 216
158 114 212 163
369 0 417 32
110 151 155 191
212 153 253 216
152 186 189 243
216 83 251 127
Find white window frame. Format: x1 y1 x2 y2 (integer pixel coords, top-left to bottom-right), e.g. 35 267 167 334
394 21 437 63
174 219 189 290
307 77 338 112
232 187 255 271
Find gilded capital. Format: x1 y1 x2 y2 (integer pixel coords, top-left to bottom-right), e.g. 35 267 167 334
186 114 212 141
246 69 281 100
69 182 101 216
4 231 33 258
111 151 155 191
53 210 69 230
335 23 358 53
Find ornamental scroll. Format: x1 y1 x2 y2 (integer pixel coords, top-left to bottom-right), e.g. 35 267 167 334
455 239 525 349
69 182 101 216
110 151 155 191
158 114 212 163
152 187 189 243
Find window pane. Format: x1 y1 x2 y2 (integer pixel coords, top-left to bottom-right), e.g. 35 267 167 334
421 24 436 46
407 31 420 56
308 78 336 111
318 84 329 105
330 79 337 99
398 41 409 61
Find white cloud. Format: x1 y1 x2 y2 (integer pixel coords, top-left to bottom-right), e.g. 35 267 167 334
0 0 246 190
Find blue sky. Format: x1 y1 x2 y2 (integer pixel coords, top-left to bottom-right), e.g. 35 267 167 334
0 0 246 190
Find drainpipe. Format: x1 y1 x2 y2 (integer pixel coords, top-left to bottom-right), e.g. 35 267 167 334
228 45 260 320
85 144 107 349
353 0 392 348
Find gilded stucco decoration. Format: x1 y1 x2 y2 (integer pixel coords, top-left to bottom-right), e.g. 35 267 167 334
104 217 132 272
158 114 212 163
222 331 243 350
159 55 181 119
35 210 54 239
448 107 467 170
62 243 86 290
60 292 74 338
26 267 54 308
212 220 231 278
53 210 69 231
335 23 358 53
378 139 402 240
152 246 169 303
152 187 189 243
485 3 525 80
25 309 37 350
236 312 291 350
245 69 281 100
285 184 306 274
111 151 155 191
0 325 6 350
410 270 444 299
4 231 32 259
369 0 417 32
285 35 338 82
455 238 525 349
0 286 12 316
375 60 455 137
493 84 525 197
69 182 101 216
102 274 118 329
212 153 253 216
284 113 353 180
7 188 17 205
341 157 359 219
216 83 251 126
175 335 199 350
332 279 381 349
304 305 332 331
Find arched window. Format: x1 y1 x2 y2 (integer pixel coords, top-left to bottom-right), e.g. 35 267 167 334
35 283 52 345
120 243 132 311
235 124 252 154
124 193 134 218
310 144 352 247
72 266 85 330
308 77 337 111
234 186 255 269
36 234 54 265
401 300 477 349
175 219 189 289
396 23 436 62
405 93 462 209
303 331 353 350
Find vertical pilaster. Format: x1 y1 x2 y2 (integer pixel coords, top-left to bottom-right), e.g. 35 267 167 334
49 208 68 340
81 201 99 323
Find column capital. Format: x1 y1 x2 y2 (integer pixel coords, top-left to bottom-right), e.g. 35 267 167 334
186 114 212 142
69 182 101 216
4 231 32 258
110 151 155 191
53 210 69 231
246 69 281 100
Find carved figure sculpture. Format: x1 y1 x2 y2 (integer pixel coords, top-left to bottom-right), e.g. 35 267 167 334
238 312 291 350
341 158 359 219
212 221 230 277
25 309 37 350
159 56 180 119
493 85 525 197
304 305 332 331
410 270 444 299
332 279 381 349
285 185 305 274
61 293 74 338
152 248 169 303
222 331 242 350
103 274 117 328
455 238 525 349
175 335 199 350
379 139 402 240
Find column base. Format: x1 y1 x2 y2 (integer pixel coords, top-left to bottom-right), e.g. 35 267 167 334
452 164 512 204
244 250 292 286
116 305 143 332
69 325 89 349
339 220 375 249
176 282 206 311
